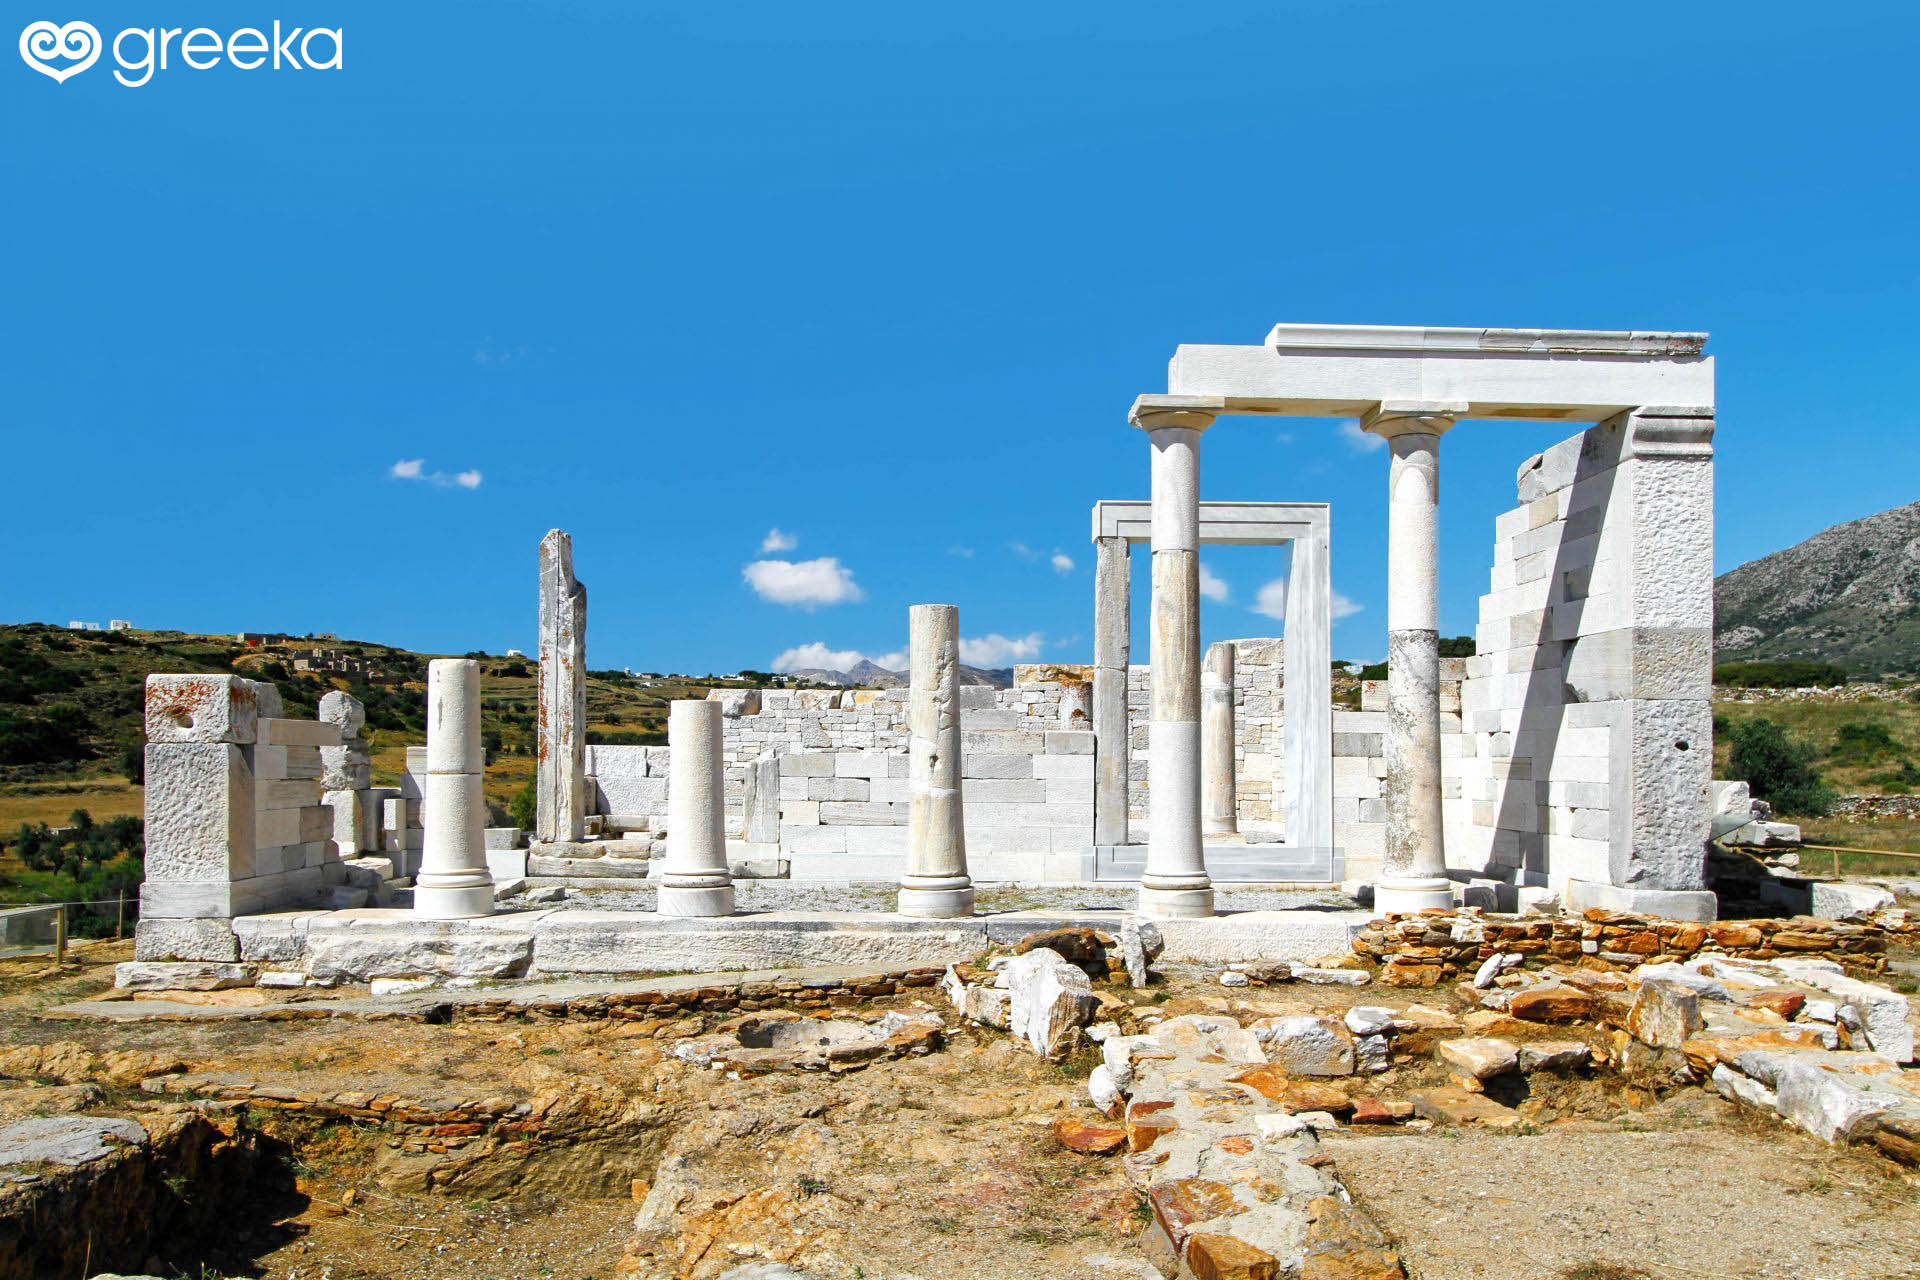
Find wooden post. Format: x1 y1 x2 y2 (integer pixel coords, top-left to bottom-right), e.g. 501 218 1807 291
115 894 124 940
53 905 67 967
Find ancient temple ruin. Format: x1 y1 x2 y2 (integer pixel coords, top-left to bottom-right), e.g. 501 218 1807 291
125 321 1728 985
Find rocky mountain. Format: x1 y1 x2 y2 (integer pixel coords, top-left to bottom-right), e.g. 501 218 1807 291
782 662 1012 690
1715 498 1920 677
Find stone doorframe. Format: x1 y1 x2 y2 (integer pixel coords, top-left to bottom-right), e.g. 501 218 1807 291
1089 500 1333 855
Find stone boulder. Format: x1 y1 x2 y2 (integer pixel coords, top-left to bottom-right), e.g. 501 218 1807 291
1003 947 1099 1058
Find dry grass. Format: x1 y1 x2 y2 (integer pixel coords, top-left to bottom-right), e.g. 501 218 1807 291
0 777 144 829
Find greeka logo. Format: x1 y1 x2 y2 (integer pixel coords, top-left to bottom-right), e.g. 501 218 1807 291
19 18 342 87
18 20 99 81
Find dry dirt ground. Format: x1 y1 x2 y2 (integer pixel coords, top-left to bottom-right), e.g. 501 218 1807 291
5 939 1920 1280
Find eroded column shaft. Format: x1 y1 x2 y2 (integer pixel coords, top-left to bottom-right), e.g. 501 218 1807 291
899 603 974 918
1201 640 1237 836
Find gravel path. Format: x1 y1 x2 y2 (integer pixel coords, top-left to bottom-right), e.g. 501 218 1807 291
1329 1124 1920 1280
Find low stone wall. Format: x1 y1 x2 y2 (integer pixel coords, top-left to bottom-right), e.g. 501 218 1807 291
1830 794 1920 820
1352 909 1889 987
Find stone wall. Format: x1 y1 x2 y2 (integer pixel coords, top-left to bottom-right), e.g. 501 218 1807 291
584 672 1096 878
1351 908 1888 987
1447 414 1716 905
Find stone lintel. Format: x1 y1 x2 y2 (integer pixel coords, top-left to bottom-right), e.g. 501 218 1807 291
1265 323 1708 358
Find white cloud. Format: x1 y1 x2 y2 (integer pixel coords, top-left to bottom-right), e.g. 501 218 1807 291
1009 541 1038 559
760 528 797 553
1050 552 1075 574
960 632 1043 667
742 557 866 608
1199 563 1229 603
390 458 483 489
769 642 903 674
1251 578 1363 622
1252 577 1288 620
947 546 976 559
1338 420 1384 453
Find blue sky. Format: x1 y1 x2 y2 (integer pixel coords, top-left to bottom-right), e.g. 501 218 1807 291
6 2 1917 674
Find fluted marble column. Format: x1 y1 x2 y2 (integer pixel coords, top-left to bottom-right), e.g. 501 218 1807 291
414 659 495 919
1092 534 1131 846
898 603 974 918
1365 401 1464 914
1201 641 1237 837
658 700 735 916
1134 398 1217 918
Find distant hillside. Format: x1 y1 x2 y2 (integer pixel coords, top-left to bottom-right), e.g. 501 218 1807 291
781 662 1012 689
0 623 719 799
1716 499 1920 678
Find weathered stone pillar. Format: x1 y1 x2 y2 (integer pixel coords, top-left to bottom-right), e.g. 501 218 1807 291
1365 402 1463 914
1283 523 1334 852
1092 533 1131 846
1201 641 1237 837
1134 397 1217 918
658 700 735 916
898 603 974 918
318 691 375 856
1562 407 1720 921
537 529 588 845
414 659 494 919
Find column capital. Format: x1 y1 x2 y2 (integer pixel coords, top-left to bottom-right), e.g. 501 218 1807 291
1130 394 1222 433
1360 399 1468 440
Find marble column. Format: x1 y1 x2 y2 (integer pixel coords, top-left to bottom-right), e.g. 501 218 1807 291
1365 402 1464 914
1201 641 1237 837
537 529 588 845
414 659 495 919
1282 523 1334 852
657 699 735 916
898 604 975 918
1092 533 1131 846
1134 399 1216 918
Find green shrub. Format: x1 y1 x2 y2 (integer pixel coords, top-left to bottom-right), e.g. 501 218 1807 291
1713 659 1848 689
509 777 536 831
1728 717 1833 816
1828 720 1906 766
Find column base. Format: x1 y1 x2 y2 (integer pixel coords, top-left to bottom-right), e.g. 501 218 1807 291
1372 877 1454 915
1563 878 1718 922
657 882 736 917
412 881 495 920
1137 884 1215 919
896 886 975 919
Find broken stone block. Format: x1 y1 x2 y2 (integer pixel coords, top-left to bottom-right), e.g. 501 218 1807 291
1771 960 1914 1063
1517 1040 1593 1072
1254 1016 1355 1076
1051 1116 1127 1155
1437 1037 1520 1080
113 961 254 992
1343 1006 1395 1037
144 674 259 744
1003 947 1099 1058
1627 977 1704 1049
1508 984 1594 1023
1120 916 1164 988
1185 1232 1279 1280
1409 1086 1524 1129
